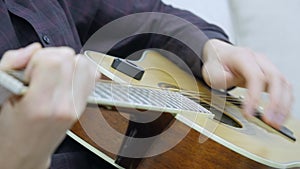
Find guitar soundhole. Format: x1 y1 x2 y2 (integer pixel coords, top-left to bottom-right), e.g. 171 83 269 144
200 102 242 128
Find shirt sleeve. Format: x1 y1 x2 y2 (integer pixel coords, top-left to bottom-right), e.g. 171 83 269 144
129 0 229 42
75 0 230 79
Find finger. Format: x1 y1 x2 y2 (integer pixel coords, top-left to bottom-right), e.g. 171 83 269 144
264 78 293 129
254 54 280 91
202 61 226 89
254 54 293 128
243 70 265 118
262 72 283 128
24 46 75 83
0 43 41 70
226 53 266 117
27 47 75 95
202 61 241 90
72 54 98 116
276 80 293 124
22 47 76 118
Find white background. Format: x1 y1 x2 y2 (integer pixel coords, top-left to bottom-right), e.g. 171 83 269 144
162 0 300 119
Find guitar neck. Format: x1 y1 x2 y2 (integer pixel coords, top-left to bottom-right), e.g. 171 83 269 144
88 80 212 117
0 70 212 118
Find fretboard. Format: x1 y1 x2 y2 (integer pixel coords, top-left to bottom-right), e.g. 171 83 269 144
88 81 213 117
0 70 212 118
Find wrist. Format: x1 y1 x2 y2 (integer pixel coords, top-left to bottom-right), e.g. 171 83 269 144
202 39 233 62
0 148 51 169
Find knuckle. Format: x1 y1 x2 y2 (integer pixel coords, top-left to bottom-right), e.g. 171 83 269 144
46 57 65 69
35 47 75 60
2 50 16 58
53 104 77 122
253 72 265 82
240 47 255 56
28 106 52 121
58 47 75 58
40 55 71 71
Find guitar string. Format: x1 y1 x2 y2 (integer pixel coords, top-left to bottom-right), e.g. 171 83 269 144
94 82 243 106
92 82 211 114
94 81 245 107
92 81 246 115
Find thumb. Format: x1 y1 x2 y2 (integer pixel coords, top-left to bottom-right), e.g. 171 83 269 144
0 43 42 70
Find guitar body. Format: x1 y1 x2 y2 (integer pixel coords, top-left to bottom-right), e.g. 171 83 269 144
69 50 300 168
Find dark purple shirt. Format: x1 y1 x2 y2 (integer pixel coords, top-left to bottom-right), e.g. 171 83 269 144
0 0 229 78
0 0 229 168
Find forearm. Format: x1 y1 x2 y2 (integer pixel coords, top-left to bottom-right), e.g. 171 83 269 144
78 0 230 79
0 44 96 169
150 0 229 41
0 151 50 169
147 0 230 79
105 0 230 78
0 108 51 169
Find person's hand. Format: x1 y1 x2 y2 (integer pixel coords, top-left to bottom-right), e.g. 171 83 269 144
202 39 293 129
0 43 97 169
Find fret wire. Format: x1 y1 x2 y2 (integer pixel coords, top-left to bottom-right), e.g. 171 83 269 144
147 91 168 107
94 85 111 99
111 86 131 102
166 98 182 109
166 95 183 109
93 81 212 114
129 93 145 105
164 91 188 110
129 89 151 105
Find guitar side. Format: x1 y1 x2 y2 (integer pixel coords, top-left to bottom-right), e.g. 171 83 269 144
69 50 300 168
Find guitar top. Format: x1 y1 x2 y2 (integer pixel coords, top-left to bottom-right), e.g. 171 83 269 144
1 49 299 168
69 50 300 168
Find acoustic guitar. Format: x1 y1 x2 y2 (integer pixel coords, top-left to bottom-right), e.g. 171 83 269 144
1 50 300 168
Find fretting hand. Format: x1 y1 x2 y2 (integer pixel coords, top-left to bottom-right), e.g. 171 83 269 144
0 43 97 169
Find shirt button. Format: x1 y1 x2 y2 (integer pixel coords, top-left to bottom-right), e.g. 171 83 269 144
42 35 51 44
